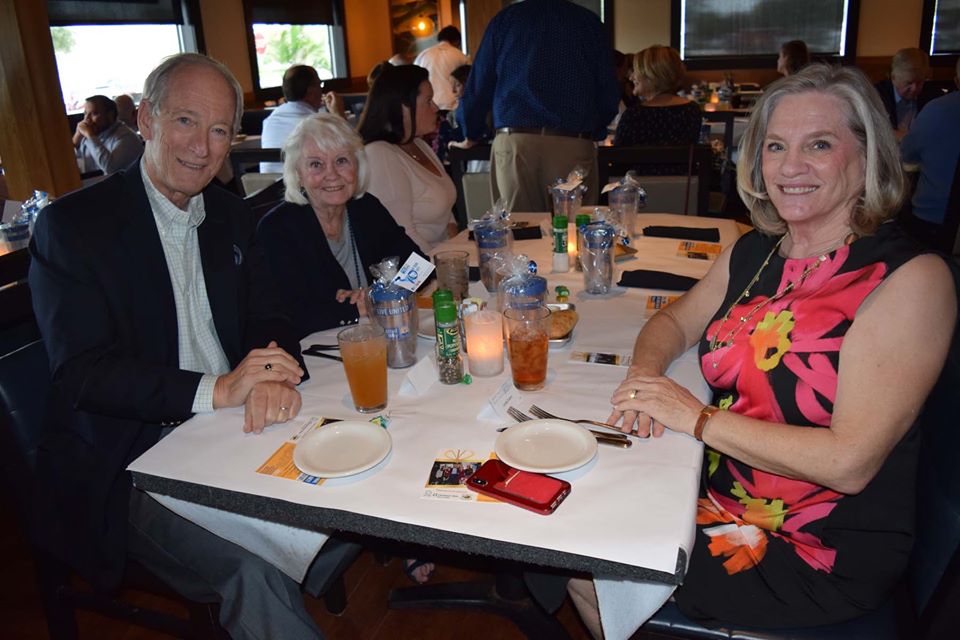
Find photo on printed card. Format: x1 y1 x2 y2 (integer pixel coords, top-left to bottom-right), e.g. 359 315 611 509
421 449 490 502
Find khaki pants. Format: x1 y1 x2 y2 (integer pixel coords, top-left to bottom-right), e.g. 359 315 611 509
491 131 599 212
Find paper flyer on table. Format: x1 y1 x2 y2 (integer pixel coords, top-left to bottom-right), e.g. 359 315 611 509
645 294 680 317
677 241 721 261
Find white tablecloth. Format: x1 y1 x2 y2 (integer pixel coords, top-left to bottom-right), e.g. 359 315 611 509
129 213 743 639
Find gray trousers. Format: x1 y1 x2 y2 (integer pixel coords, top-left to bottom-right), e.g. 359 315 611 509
491 131 599 213
127 489 359 640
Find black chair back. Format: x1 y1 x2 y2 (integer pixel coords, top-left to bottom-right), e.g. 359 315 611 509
597 144 713 216
239 109 271 136
0 340 50 520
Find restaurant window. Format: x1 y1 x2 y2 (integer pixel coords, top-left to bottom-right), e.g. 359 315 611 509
244 0 347 101
922 0 960 56
674 0 859 69
47 0 201 114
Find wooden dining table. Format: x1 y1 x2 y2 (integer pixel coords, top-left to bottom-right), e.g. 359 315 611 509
127 212 744 639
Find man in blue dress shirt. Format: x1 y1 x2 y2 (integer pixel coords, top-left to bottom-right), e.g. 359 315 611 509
460 0 620 212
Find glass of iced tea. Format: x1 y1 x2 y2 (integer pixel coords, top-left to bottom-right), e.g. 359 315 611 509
337 324 388 413
503 306 551 391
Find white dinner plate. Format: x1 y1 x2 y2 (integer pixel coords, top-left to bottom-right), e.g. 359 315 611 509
495 419 598 473
293 421 392 478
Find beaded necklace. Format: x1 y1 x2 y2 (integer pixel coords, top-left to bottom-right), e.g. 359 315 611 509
708 234 828 368
346 215 363 289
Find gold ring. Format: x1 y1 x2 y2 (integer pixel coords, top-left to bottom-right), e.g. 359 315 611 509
629 389 637 400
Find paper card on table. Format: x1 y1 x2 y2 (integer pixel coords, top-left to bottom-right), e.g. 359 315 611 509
569 351 633 367
477 379 524 421
676 241 721 261
256 416 390 485
646 294 680 316
398 355 437 396
392 253 435 292
421 449 498 502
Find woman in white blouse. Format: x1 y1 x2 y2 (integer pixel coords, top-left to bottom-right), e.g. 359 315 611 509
358 64 458 253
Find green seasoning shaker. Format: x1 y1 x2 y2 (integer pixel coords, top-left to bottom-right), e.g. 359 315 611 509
434 300 463 384
552 215 569 272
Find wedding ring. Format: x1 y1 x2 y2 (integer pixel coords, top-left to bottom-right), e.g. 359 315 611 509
279 406 288 413
264 363 272 371
629 389 637 400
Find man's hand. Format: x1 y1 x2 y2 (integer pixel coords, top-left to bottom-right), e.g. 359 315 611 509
212 340 303 410
73 120 92 147
448 138 476 150
76 120 95 141
243 381 302 434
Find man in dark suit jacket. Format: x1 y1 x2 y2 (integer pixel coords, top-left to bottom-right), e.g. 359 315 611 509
874 47 942 139
30 54 354 640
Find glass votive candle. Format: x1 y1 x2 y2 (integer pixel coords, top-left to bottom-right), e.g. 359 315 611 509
464 309 504 377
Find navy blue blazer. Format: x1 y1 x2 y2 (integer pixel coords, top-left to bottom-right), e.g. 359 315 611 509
28 164 302 590
256 193 424 338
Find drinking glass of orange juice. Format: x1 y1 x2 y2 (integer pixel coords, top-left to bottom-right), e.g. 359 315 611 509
337 324 388 413
503 306 551 391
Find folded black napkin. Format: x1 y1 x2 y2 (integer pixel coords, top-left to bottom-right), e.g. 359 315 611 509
467 225 543 241
643 226 720 243
511 225 543 241
618 269 699 291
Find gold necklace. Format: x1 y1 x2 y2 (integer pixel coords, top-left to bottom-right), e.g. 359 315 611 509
708 234 828 368
400 142 424 162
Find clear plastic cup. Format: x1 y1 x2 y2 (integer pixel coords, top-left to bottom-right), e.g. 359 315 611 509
337 324 388 413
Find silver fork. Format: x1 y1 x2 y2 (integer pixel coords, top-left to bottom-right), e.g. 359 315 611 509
528 405 643 440
506 406 631 448
506 406 533 422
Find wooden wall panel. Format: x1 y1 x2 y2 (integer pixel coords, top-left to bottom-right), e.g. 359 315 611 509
0 0 81 199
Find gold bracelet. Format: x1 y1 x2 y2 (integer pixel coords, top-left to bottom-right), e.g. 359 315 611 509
694 405 721 442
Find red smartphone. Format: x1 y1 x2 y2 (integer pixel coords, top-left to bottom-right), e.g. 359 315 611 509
466 459 571 515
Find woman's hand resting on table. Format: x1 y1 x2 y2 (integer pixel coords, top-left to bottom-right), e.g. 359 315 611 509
608 371 704 438
336 288 368 316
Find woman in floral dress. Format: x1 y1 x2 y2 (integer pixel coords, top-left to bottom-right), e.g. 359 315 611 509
571 64 957 633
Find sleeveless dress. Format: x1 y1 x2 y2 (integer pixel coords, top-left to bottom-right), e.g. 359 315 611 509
675 222 925 627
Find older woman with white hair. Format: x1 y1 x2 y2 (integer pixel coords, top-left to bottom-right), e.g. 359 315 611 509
566 64 958 635
257 112 422 338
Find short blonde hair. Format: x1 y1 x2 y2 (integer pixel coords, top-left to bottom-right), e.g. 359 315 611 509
633 45 685 96
736 64 905 236
282 113 369 204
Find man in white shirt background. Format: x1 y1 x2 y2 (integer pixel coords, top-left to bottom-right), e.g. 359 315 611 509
414 26 469 112
72 94 143 174
260 65 344 172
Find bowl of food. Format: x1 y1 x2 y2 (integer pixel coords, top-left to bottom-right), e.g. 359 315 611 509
546 303 579 347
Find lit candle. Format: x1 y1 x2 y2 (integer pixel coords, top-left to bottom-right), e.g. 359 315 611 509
567 224 578 263
464 310 504 377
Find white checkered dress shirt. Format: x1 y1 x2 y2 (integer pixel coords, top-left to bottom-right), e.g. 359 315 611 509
141 162 231 414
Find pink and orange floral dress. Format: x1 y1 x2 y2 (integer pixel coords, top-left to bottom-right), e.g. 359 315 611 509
675 223 923 627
